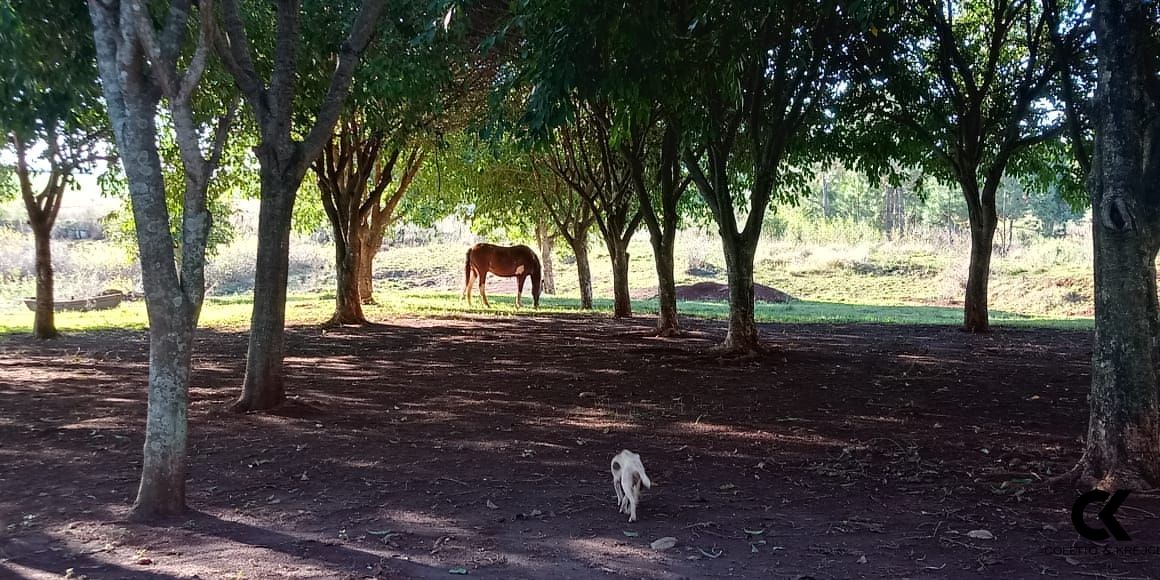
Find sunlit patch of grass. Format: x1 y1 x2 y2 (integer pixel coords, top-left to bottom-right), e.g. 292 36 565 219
677 299 1090 329
0 288 1092 338
0 302 148 335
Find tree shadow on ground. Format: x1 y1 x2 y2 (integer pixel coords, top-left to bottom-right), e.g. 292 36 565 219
1 316 1155 579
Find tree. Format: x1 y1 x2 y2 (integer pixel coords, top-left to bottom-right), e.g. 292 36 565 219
858 0 1070 331
508 0 692 330
1028 183 1081 237
627 118 690 335
680 1 858 351
1074 0 1160 488
1 0 107 339
536 167 596 308
546 103 641 318
310 1 482 323
88 0 234 519
995 177 1031 252
314 125 427 323
214 0 387 411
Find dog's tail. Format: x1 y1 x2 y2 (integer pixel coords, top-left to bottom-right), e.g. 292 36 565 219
639 471 652 489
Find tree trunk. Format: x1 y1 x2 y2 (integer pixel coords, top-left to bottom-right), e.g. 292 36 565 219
131 319 193 520
234 177 296 412
649 235 679 336
963 217 997 333
572 234 593 310
608 241 631 317
721 235 760 352
88 0 231 522
628 119 685 337
104 80 200 521
821 173 831 219
13 135 63 340
1078 0 1160 488
537 217 556 295
1083 204 1160 486
331 223 366 324
31 223 58 339
359 228 382 304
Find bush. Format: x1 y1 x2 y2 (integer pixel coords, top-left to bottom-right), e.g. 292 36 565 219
680 231 723 277
205 235 333 296
0 229 139 308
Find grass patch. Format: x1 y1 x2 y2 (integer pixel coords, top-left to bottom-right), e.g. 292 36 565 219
0 289 1092 337
0 227 1107 336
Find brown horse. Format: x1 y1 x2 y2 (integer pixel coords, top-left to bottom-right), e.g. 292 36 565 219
463 243 542 308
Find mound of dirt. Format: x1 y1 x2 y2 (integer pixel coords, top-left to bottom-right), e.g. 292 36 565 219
634 281 794 303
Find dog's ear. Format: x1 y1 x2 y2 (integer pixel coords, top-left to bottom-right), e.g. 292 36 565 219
612 461 620 471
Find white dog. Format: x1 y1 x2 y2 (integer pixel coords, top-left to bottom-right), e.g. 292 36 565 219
610 450 652 522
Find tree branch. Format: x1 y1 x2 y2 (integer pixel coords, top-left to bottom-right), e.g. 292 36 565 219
128 0 178 96
300 0 388 164
178 0 215 103
216 0 267 119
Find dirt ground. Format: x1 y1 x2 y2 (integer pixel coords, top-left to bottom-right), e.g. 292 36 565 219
1 313 1158 579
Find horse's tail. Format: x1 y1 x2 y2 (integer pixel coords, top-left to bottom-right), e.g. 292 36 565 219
463 248 473 297
530 249 543 308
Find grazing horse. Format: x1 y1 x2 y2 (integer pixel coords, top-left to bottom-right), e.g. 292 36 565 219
463 243 542 308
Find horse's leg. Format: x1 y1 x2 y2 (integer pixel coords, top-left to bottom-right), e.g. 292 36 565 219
479 271 490 308
516 274 526 308
465 269 475 305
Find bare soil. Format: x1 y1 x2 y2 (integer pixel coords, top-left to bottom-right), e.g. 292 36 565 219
1 315 1158 579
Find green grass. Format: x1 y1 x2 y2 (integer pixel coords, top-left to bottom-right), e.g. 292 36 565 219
0 225 1105 336
0 289 1093 337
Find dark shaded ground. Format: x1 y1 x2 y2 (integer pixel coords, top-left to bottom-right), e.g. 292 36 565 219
1 315 1158 579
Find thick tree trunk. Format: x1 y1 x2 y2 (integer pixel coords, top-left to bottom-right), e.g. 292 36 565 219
721 235 760 352
963 216 997 333
1078 0 1160 488
89 0 230 522
31 223 58 339
572 235 593 310
218 0 386 414
537 218 556 295
1083 207 1160 486
649 235 679 336
107 84 200 521
131 320 193 520
234 177 296 412
331 225 366 324
608 241 631 317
